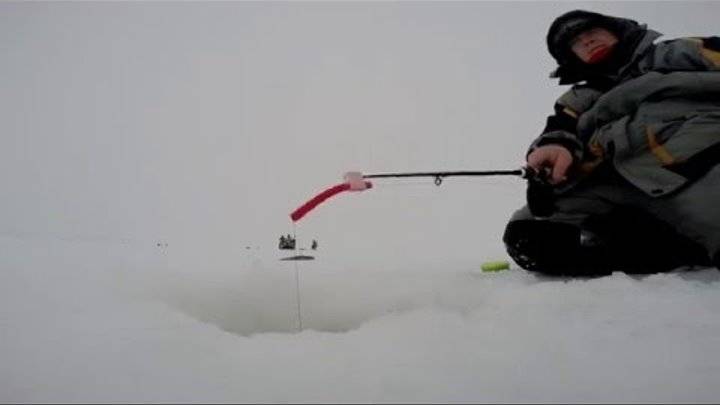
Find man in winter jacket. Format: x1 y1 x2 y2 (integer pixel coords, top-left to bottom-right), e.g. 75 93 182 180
503 10 720 276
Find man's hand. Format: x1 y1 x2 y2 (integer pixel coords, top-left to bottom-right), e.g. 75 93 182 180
527 144 573 184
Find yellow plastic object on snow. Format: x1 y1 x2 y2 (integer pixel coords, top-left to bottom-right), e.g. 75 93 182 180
481 260 510 272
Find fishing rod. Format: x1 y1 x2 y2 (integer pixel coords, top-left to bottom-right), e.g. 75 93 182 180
363 168 535 186
289 167 551 222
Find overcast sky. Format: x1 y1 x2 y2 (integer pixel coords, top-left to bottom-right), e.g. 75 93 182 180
2 1 719 270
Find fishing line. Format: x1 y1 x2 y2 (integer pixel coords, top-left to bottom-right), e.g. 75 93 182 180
293 258 303 332
291 221 304 332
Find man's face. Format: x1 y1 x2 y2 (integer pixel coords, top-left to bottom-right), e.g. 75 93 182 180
569 27 619 64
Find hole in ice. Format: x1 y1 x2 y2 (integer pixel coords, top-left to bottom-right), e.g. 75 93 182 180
153 261 720 337
154 263 501 336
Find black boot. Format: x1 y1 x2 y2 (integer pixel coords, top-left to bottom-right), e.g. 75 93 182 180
503 219 611 277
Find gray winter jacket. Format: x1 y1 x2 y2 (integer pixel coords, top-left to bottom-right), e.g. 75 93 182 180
533 30 720 197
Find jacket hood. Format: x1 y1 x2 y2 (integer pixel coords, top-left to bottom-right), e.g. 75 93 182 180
546 10 657 85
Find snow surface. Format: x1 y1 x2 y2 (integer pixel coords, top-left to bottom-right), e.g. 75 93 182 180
2 234 720 403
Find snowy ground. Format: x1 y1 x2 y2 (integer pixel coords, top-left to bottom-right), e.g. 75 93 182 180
3 235 720 403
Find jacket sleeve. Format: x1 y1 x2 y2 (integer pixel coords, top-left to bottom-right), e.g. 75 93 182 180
527 85 603 162
649 37 720 71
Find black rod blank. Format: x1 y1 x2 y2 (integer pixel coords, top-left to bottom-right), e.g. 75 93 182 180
363 169 526 179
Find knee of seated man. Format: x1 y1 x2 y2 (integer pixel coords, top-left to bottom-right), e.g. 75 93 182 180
503 219 610 277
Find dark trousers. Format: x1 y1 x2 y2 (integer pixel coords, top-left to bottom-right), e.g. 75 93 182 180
503 165 720 276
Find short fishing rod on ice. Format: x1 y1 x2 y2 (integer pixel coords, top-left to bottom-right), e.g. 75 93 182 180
362 167 543 186
289 166 552 222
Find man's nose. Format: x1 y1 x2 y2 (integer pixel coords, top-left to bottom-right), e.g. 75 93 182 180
580 34 595 47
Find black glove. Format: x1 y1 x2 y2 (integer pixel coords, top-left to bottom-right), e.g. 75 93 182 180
525 167 555 217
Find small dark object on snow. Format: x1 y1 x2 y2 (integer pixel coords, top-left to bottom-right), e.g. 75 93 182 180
280 255 315 261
